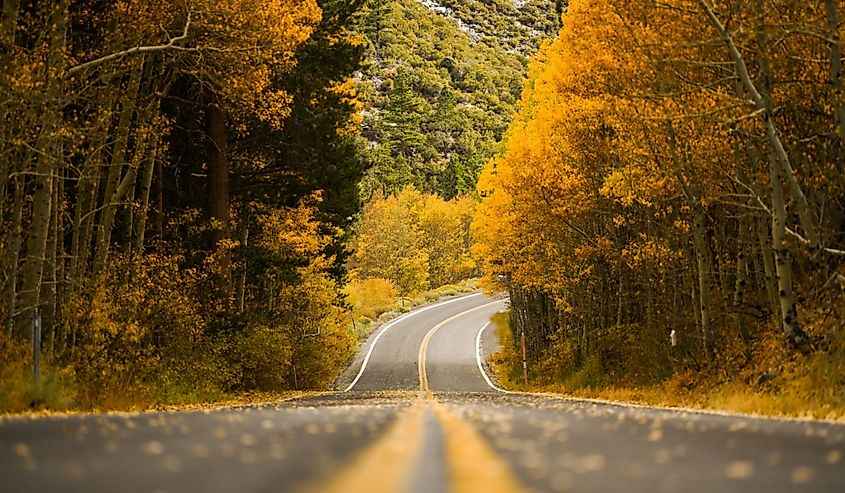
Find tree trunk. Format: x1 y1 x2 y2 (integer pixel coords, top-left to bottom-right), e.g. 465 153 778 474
768 146 809 349
733 154 753 343
155 159 164 240
207 104 232 302
733 213 751 343
755 213 779 315
4 176 24 336
132 71 169 257
41 160 61 349
236 217 249 314
825 0 845 149
16 0 67 341
692 208 714 361
134 140 159 257
93 58 144 273
72 63 119 278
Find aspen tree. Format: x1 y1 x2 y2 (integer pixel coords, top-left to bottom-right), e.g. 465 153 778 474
16 0 69 341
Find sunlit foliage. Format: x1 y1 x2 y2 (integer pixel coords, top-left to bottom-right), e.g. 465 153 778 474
0 0 368 410
350 187 477 295
474 0 845 407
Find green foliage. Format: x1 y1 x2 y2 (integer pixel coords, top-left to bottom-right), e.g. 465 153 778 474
432 0 562 54
357 0 557 198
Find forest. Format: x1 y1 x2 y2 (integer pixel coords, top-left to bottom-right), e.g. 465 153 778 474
3 0 843 418
475 0 845 416
357 0 558 198
0 0 375 410
0 0 542 412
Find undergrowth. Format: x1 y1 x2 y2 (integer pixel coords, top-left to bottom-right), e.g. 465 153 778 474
488 308 845 421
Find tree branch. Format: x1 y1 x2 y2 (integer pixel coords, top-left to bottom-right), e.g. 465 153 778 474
698 0 820 246
65 12 193 77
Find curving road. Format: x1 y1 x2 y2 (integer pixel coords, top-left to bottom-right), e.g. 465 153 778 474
2 293 844 492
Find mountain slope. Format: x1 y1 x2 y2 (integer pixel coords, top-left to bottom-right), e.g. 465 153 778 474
356 0 560 199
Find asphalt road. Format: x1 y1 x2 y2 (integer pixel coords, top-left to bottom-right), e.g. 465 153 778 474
2 293 844 493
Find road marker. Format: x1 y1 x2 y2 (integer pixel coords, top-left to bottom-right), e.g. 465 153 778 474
433 401 529 493
344 293 483 392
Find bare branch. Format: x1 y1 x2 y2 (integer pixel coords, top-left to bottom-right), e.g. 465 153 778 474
65 12 193 77
784 228 845 256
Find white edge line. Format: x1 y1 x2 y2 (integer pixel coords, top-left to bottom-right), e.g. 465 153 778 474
475 320 510 394
344 293 483 391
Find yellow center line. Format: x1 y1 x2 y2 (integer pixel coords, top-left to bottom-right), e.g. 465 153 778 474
310 401 426 493
434 401 530 493
313 299 526 493
417 299 529 493
417 300 505 396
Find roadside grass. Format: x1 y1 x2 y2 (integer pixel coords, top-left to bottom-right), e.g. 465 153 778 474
486 309 845 421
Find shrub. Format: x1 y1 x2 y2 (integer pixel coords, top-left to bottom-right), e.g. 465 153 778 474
344 278 398 319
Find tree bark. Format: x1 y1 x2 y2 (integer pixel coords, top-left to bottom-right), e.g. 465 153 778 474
768 145 809 349
236 216 249 314
692 208 714 361
755 213 779 315
16 0 67 341
4 176 24 336
155 158 164 240
93 57 144 273
825 0 845 149
41 159 61 346
133 139 159 257
207 104 232 301
733 213 751 343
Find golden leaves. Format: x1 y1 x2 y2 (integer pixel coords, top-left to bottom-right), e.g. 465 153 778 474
350 187 476 296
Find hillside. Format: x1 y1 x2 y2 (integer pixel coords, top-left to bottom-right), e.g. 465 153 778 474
356 0 560 199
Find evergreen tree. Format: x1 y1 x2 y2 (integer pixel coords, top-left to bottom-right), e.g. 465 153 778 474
382 69 429 160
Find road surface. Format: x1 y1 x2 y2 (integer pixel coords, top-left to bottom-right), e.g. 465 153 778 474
2 293 844 492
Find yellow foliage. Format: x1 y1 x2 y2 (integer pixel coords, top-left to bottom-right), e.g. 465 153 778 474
476 0 845 418
345 278 399 320
349 187 477 295
257 192 337 259
64 252 224 410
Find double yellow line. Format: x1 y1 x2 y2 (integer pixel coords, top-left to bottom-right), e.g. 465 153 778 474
315 299 527 493
417 300 505 397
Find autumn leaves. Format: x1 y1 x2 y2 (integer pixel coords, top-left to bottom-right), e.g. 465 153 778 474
0 1 364 410
473 0 845 393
